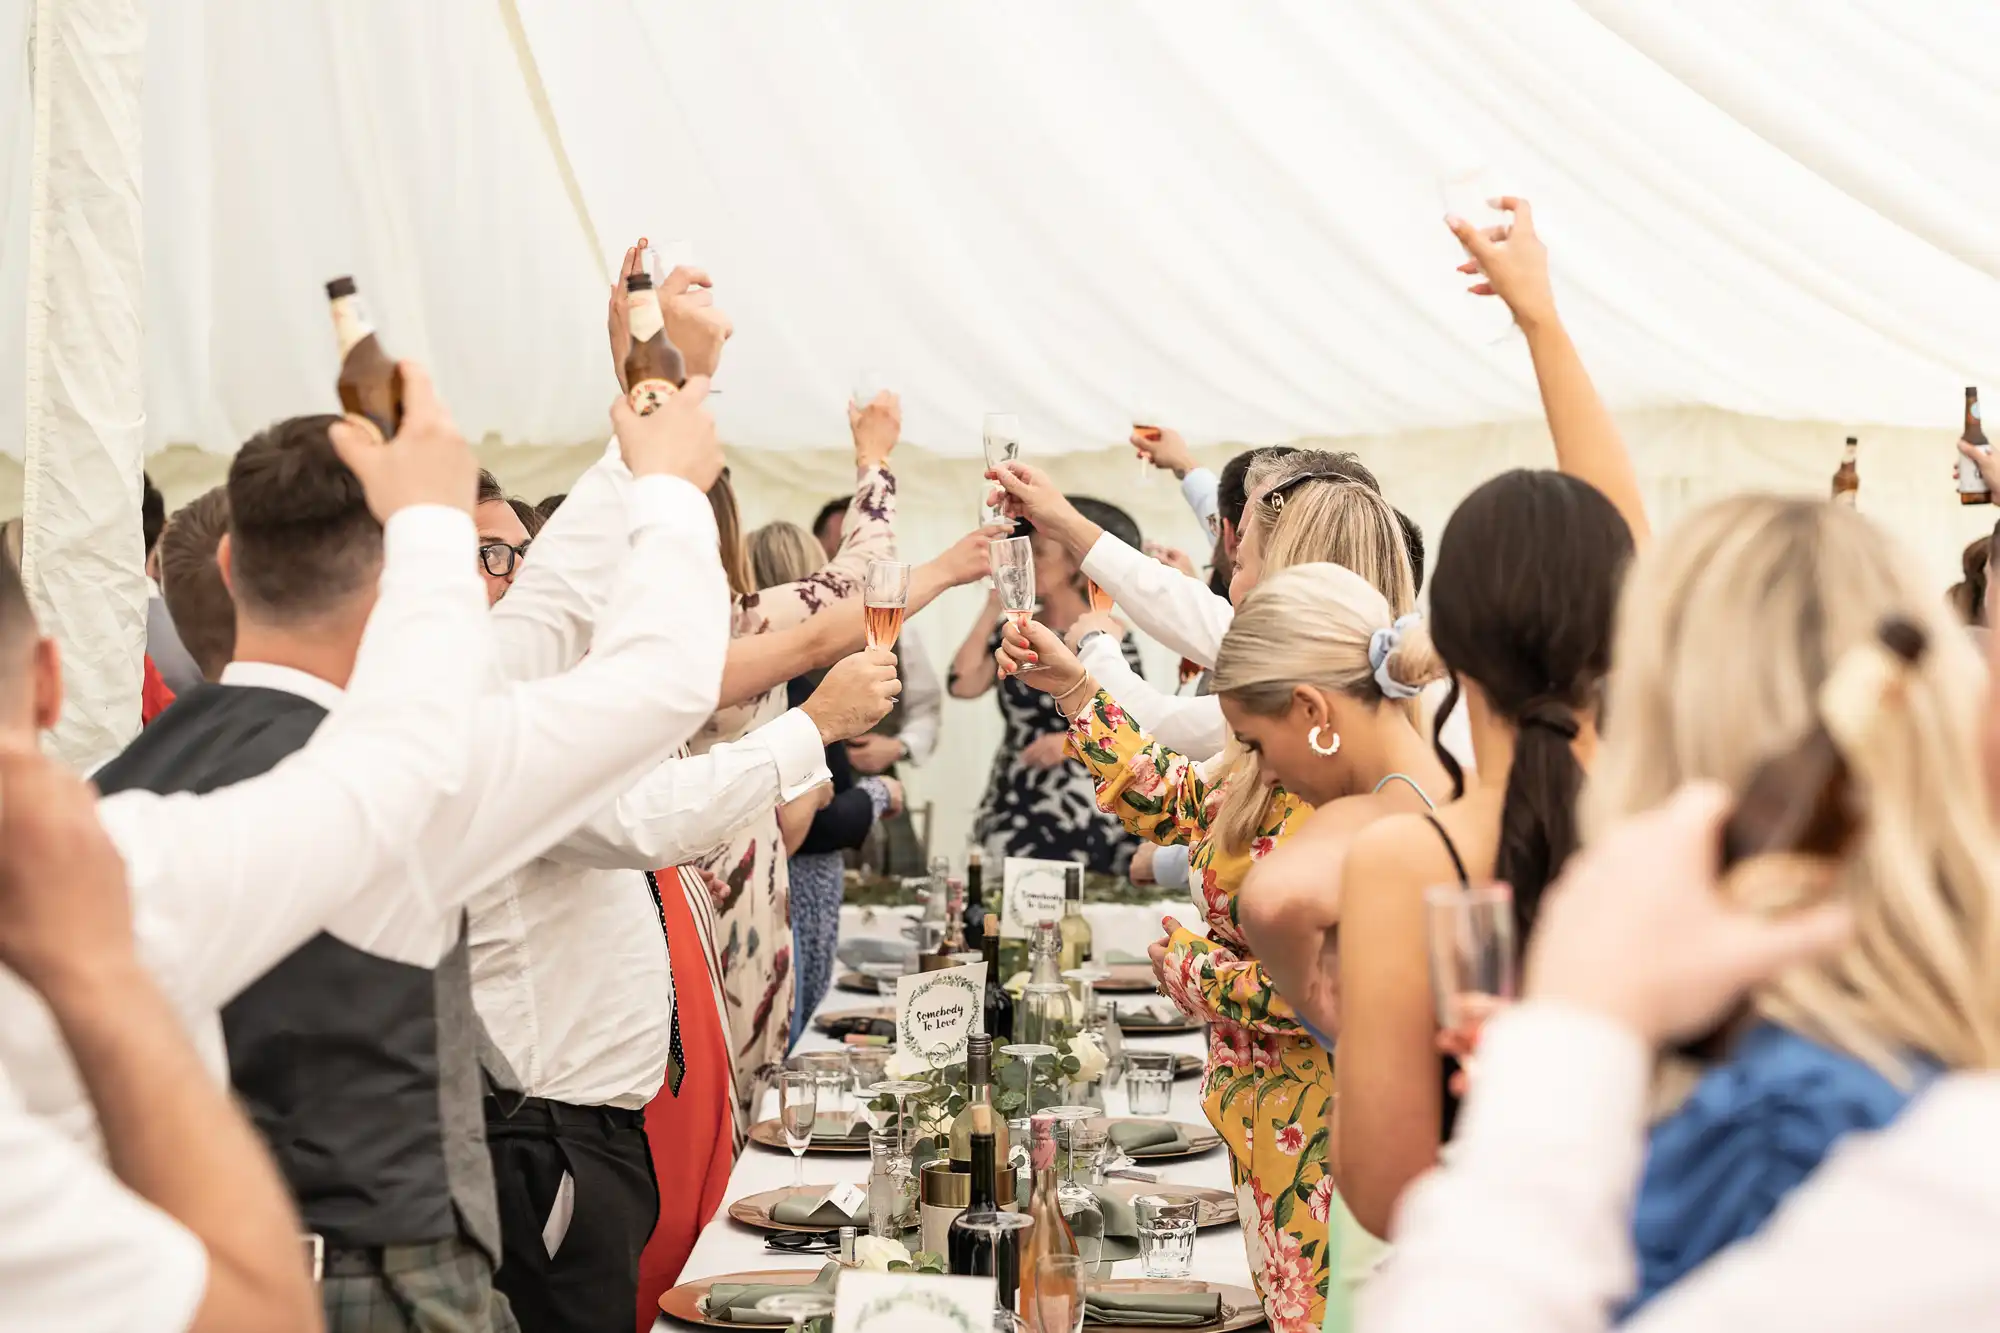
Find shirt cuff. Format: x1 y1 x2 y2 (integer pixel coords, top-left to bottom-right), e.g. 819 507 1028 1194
1076 633 1123 676
381 504 479 578
763 707 833 801
1153 844 1192 891
1454 1002 1653 1169
626 474 719 542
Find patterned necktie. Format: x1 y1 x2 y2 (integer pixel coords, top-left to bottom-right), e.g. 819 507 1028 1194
643 870 688 1096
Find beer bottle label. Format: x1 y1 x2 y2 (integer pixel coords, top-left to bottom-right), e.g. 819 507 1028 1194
627 290 667 344
629 379 676 416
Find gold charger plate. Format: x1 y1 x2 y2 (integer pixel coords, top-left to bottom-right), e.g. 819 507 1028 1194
728 1186 870 1234
1095 1179 1238 1229
659 1267 825 1327
748 1115 873 1154
1108 1115 1224 1159
1089 1279 1266 1333
810 1005 894 1037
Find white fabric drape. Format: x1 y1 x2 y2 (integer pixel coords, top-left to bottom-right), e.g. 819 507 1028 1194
11 0 2000 765
21 0 149 771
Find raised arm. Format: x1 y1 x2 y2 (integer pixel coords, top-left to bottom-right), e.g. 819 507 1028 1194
102 365 492 1011
1074 622 1229 759
1450 199 1649 546
546 650 899 872
485 439 629 681
0 748 317 1333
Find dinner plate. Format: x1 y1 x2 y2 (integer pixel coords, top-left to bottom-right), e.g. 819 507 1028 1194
1114 1008 1204 1037
748 1116 874 1154
834 971 887 996
1094 1179 1238 1229
659 1268 826 1326
1091 963 1161 993
728 1186 871 1234
810 1005 895 1037
1087 1279 1266 1333
1107 1116 1224 1159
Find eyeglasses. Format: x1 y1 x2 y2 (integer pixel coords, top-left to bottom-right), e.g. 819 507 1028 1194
479 540 531 578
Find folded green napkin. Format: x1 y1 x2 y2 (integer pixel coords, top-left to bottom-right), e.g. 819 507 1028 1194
1083 1291 1221 1326
1087 1186 1141 1263
704 1263 840 1323
770 1194 868 1227
810 1117 871 1142
1107 1122 1190 1156
1115 1006 1182 1028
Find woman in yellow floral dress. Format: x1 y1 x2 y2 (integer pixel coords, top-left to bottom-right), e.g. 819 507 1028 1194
994 551 1445 1333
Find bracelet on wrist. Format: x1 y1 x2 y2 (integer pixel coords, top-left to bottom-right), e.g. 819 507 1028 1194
1053 674 1098 716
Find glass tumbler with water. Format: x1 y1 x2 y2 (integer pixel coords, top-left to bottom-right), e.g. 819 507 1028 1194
1124 1051 1174 1117
867 1128 914 1238
1133 1194 1198 1278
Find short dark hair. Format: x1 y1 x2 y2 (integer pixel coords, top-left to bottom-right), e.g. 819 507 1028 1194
142 472 166 554
812 496 850 542
226 415 382 622
1218 447 1297 532
158 486 235 680
536 493 566 521
509 496 545 538
1069 496 1141 551
477 470 505 507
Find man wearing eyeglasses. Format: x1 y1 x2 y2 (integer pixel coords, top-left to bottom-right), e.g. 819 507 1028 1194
476 472 533 605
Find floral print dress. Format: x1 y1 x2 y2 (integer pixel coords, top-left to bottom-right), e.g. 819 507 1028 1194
690 465 896 1111
1068 691 1330 1333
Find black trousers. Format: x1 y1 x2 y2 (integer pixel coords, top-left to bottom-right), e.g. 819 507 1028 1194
486 1095 659 1333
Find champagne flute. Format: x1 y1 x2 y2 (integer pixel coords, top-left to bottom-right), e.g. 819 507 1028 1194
1423 882 1517 1082
1029 1252 1089 1333
982 412 1022 528
778 1070 818 1189
1436 166 1516 344
871 1078 929 1157
864 560 911 650
757 1290 835 1333
1131 413 1165 486
991 536 1039 674
852 369 892 409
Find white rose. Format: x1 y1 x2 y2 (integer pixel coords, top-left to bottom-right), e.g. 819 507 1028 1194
885 1047 928 1079
1067 1032 1109 1083
854 1234 911 1271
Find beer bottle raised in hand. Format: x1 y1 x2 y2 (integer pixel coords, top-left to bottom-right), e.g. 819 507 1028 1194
622 273 685 415
1958 387 1991 506
326 276 403 440
1831 436 1858 507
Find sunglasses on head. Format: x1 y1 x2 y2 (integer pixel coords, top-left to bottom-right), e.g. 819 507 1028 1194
1263 469 1358 513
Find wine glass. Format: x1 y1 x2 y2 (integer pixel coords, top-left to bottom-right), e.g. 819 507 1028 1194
778 1070 817 1189
1130 412 1165 486
1029 1253 1089 1333
991 537 1039 673
1002 1042 1057 1116
1043 1106 1106 1273
955 1210 1036 1312
983 413 1022 471
757 1290 836 1333
852 369 892 409
791 1051 851 1133
864 560 911 650
871 1078 929 1156
1424 882 1517 1082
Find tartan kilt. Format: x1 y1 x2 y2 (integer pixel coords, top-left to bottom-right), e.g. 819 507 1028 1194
321 1237 519 1333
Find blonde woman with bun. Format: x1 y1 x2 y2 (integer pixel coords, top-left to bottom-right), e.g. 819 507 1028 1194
992 553 1444 1333
1580 495 2000 1314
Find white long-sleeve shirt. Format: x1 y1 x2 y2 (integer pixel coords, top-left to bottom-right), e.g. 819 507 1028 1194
1180 467 1221 544
6 476 731 1146
1078 631 1228 760
894 621 942 765
1361 1004 2000 1333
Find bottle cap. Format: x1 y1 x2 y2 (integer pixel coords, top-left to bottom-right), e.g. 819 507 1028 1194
325 276 357 299
625 272 656 291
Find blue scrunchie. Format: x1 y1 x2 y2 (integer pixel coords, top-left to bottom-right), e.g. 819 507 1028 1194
1368 614 1424 700
1622 1023 1934 1319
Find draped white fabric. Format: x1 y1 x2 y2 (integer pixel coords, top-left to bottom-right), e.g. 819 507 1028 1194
9 0 2000 764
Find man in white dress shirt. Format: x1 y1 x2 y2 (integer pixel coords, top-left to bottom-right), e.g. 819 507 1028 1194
87 378 731 1332
468 452 899 1332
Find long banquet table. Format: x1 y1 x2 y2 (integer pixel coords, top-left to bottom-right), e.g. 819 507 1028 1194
658 905 1253 1330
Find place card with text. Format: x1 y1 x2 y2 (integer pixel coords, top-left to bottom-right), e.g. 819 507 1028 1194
894 960 986 1070
1000 856 1070 940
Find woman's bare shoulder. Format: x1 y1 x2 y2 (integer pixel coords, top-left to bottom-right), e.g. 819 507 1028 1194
1343 807 1456 904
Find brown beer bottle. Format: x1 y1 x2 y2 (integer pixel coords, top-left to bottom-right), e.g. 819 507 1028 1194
1958 387 1991 506
1831 437 1858 506
326 277 403 440
622 273 685 415
1717 615 1927 872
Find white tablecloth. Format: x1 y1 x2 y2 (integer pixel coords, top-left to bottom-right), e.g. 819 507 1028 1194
658 938 1250 1328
